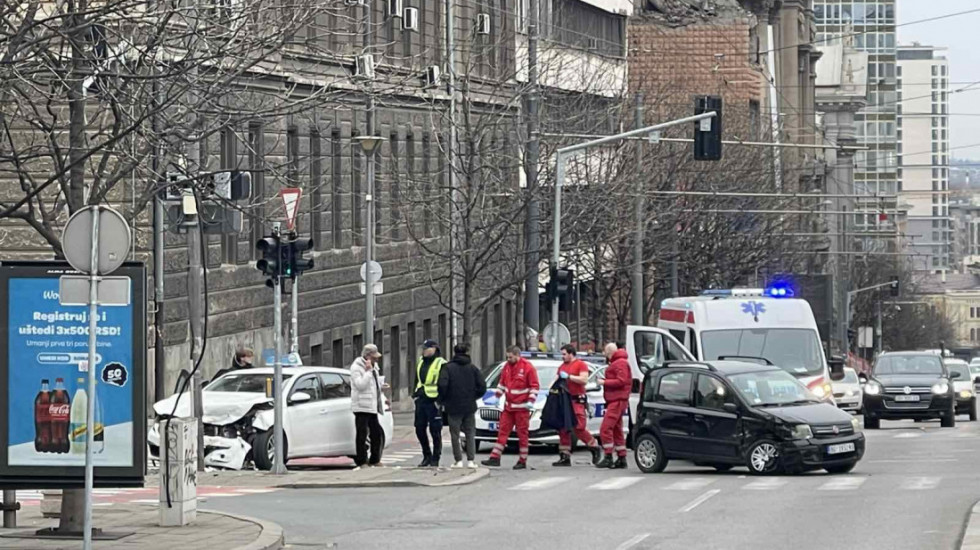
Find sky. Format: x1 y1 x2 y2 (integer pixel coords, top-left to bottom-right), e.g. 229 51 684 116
898 0 980 161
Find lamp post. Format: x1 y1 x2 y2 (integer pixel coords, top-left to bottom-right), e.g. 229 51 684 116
355 135 386 344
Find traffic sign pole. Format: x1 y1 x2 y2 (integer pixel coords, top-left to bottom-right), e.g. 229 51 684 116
271 223 286 475
82 207 100 550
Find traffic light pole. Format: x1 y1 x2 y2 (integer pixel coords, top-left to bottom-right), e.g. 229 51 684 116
271 225 287 475
550 112 717 351
844 279 899 355
290 276 299 355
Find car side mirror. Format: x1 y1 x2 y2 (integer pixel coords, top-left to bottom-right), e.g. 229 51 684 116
828 356 846 381
858 373 869 384
289 391 312 404
950 371 962 379
722 403 739 414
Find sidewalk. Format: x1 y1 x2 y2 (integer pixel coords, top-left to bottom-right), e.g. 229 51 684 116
154 465 489 490
962 501 980 549
0 504 282 550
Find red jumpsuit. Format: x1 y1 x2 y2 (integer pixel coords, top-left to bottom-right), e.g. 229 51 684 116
600 349 632 458
489 358 540 463
557 359 598 454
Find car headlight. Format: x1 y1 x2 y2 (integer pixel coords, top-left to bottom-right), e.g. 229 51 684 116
864 381 882 396
932 382 950 395
812 383 832 398
788 424 813 440
960 389 974 399
851 417 862 433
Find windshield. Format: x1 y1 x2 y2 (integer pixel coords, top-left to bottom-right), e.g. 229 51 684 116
842 369 858 384
700 329 824 377
207 373 292 393
946 363 970 380
873 355 944 376
729 370 819 407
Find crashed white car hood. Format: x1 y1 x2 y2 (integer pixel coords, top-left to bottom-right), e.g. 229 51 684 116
152 391 271 425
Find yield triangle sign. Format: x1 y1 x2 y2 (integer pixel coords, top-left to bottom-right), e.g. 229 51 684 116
280 188 302 231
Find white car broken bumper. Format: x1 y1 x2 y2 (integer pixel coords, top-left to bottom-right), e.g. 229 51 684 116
148 422 252 470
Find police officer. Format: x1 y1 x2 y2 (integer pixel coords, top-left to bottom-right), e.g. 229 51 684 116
414 339 446 467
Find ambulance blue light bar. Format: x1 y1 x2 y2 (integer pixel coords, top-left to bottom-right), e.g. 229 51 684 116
700 289 765 297
765 282 795 298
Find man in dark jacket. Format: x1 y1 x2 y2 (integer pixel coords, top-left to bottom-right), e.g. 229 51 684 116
212 347 254 382
438 344 487 468
414 339 446 467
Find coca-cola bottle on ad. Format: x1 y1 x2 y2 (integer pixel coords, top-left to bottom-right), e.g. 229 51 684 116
50 378 71 454
34 379 51 453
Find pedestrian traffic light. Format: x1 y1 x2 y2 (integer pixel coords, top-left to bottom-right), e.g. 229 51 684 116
694 95 723 161
890 276 900 297
289 235 314 277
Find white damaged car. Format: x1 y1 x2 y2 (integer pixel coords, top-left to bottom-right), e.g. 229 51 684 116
148 367 393 470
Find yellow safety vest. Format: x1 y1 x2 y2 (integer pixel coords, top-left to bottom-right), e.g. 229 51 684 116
415 357 445 399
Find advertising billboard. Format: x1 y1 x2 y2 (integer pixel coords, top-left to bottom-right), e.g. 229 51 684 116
0 261 146 488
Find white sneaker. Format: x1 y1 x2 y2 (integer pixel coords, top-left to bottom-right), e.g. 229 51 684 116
451 461 464 469
467 461 478 469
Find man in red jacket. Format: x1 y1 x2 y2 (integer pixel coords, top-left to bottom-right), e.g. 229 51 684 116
597 343 631 469
482 346 540 470
554 344 602 467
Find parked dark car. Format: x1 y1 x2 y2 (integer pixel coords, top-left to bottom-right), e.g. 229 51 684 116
633 361 865 475
860 352 959 429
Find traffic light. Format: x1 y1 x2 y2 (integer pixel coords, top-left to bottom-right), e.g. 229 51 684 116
289 236 314 277
694 95 723 161
256 235 282 277
890 276 900 297
547 266 575 310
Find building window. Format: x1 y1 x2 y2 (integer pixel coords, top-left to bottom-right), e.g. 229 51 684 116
220 126 239 265
331 130 342 249
248 122 265 260
311 130 323 249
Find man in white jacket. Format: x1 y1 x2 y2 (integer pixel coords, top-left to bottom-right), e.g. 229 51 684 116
350 344 385 468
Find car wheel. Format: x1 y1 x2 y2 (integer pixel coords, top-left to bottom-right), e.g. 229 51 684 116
745 440 782 476
864 415 880 430
633 433 668 474
825 461 857 474
971 399 978 422
941 411 956 428
252 430 288 471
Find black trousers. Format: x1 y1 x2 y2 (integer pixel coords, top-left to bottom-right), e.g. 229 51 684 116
354 412 384 466
414 398 443 461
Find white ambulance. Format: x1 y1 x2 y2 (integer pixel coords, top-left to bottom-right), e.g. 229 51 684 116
632 288 840 403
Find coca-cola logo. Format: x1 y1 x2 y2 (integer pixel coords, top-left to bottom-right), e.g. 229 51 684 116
48 404 69 417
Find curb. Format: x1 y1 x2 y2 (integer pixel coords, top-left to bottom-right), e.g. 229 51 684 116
273 467 490 489
201 510 284 550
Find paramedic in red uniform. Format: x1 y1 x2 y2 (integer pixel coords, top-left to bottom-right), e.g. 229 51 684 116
553 344 603 467
482 346 540 470
597 342 631 469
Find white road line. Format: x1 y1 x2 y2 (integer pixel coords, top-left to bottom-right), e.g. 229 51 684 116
742 478 788 491
869 458 957 463
818 477 867 491
615 533 651 550
237 488 276 494
900 477 941 490
199 493 242 497
509 477 571 491
665 478 716 491
129 499 158 504
588 477 644 491
893 432 922 439
679 489 721 513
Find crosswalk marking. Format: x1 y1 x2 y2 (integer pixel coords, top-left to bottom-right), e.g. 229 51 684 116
893 432 922 439
665 477 716 491
742 478 788 491
588 477 644 491
679 489 721 513
900 477 941 490
509 477 572 491
818 477 867 491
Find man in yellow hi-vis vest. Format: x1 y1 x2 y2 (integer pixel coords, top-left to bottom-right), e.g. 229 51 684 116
414 339 446 467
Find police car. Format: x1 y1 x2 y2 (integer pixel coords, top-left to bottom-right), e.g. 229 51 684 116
473 352 629 449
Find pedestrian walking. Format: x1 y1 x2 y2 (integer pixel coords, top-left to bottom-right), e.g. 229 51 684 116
482 346 540 470
554 344 602 467
437 344 487 469
414 339 446 467
212 346 253 382
350 344 385 468
597 343 630 469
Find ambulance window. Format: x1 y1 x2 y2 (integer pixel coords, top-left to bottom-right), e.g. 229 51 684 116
688 329 699 357
665 339 687 362
669 329 685 344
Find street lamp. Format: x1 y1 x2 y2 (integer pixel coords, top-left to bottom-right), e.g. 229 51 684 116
354 135 386 345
